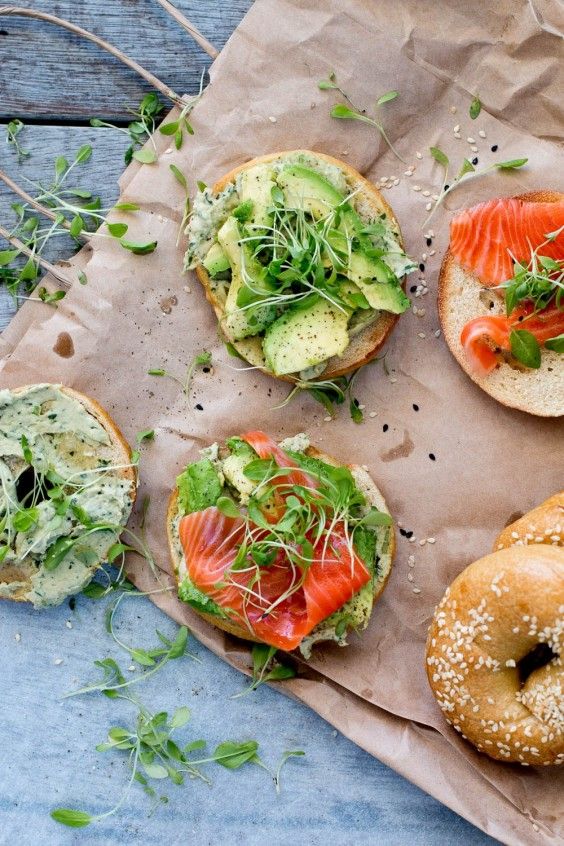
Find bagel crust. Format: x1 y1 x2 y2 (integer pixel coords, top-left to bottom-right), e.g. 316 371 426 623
438 191 564 417
494 492 564 551
167 441 395 650
192 149 408 382
426 545 564 765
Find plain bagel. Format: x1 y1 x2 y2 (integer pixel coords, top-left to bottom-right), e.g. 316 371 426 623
426 544 564 766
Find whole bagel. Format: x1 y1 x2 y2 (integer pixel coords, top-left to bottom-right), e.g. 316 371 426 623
193 150 407 382
426 545 564 766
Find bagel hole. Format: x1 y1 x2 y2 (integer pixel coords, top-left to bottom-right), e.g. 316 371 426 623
15 466 57 507
517 643 556 686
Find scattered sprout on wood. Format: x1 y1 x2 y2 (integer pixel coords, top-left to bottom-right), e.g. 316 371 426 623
6 119 30 162
319 73 404 161
159 71 205 150
90 93 164 165
423 147 528 226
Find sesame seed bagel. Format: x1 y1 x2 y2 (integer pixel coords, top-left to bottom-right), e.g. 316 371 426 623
494 492 564 551
426 545 564 766
0 384 136 606
194 150 406 382
438 191 564 417
167 443 395 649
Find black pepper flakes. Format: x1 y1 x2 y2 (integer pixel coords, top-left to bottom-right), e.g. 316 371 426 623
195 403 203 411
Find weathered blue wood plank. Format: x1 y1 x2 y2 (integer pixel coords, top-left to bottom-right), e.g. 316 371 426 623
0 587 495 845
0 0 252 121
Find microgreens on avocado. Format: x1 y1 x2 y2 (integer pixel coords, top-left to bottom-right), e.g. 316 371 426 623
318 72 404 162
423 146 528 226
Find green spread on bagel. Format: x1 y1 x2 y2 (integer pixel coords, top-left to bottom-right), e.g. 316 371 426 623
0 385 135 607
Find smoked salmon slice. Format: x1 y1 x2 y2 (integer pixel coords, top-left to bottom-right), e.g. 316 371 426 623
450 197 564 286
179 505 370 651
241 430 319 490
461 305 564 375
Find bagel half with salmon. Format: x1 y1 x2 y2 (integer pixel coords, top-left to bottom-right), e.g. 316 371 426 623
184 150 415 383
167 431 395 657
0 384 137 607
439 191 564 416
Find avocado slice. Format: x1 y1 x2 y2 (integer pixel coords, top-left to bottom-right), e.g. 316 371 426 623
203 242 230 277
347 252 409 314
238 163 276 228
277 164 344 219
217 216 276 339
263 297 349 375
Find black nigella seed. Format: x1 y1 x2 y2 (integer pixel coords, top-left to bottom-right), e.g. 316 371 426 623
202 366 210 373
444 184 450 190
429 452 436 461
405 530 414 539
472 157 478 165
195 403 203 411
353 398 359 407
426 237 432 247
383 423 389 432
399 528 408 537
68 596 76 611
491 144 498 152
413 403 419 411
410 284 417 293
419 263 425 272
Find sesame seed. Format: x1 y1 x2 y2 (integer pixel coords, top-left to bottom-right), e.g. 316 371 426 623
427 537 436 544
416 151 423 159
454 132 461 139
419 539 426 546
323 416 332 422
450 105 457 114
268 115 277 123
66 621 72 629
422 190 431 197
471 145 479 153
425 202 432 211
467 136 476 143
453 124 460 133
478 129 487 138
369 411 377 418
418 332 426 339
434 329 441 338
412 587 421 594
14 632 21 642
53 658 64 666
412 185 422 192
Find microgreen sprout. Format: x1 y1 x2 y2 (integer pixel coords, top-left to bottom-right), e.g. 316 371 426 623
6 118 30 162
91 93 164 165
492 230 564 367
423 146 528 226
232 643 296 697
149 350 212 397
51 689 304 827
159 70 206 150
469 96 482 120
319 73 404 162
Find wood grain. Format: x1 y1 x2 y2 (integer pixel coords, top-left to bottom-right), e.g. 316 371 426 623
0 0 251 121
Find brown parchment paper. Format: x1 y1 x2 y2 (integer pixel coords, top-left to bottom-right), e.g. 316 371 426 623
1 1 563 843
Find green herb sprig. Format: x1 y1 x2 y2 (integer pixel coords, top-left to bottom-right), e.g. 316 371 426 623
233 643 296 697
51 690 304 827
149 350 212 396
318 73 404 162
424 146 528 226
91 93 164 165
469 96 482 120
158 72 205 151
6 119 30 162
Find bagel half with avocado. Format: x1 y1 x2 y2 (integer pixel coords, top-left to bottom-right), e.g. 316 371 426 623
0 384 137 606
167 430 395 657
184 150 415 382
438 191 564 416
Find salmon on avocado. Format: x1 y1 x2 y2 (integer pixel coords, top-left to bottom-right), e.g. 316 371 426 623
167 432 395 656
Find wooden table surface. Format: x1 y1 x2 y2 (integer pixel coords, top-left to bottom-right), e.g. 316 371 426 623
0 3 495 844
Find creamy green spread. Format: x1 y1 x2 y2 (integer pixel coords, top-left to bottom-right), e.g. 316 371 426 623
0 385 135 607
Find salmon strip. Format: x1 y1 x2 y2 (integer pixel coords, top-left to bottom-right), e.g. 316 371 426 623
179 506 370 651
450 197 564 286
241 430 319 490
